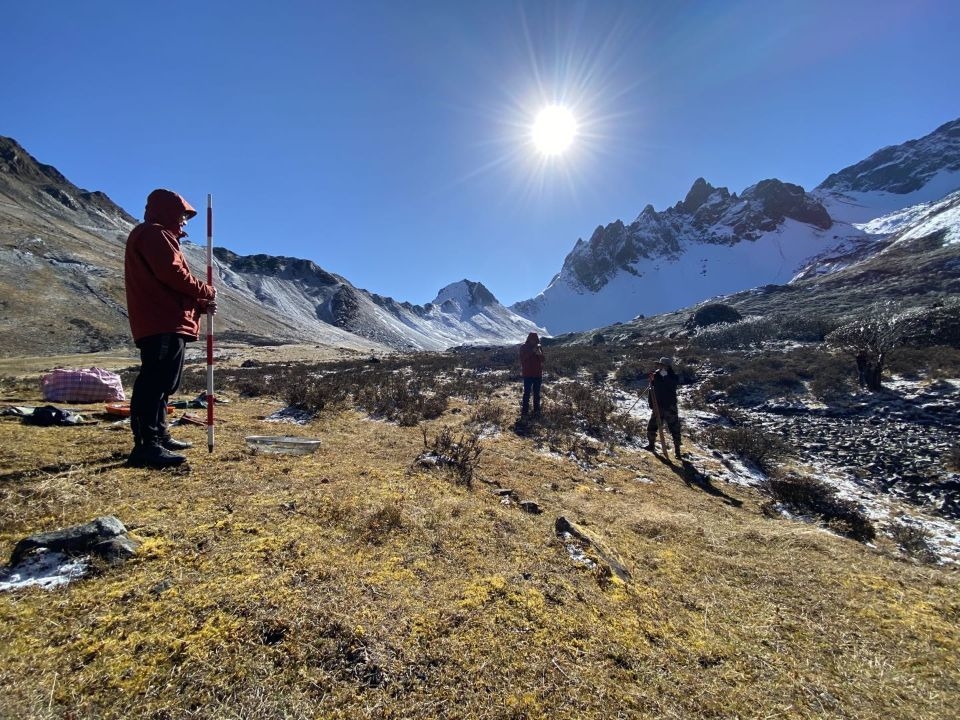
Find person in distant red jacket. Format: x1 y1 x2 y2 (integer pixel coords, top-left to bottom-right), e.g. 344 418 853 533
519 332 545 417
124 189 217 468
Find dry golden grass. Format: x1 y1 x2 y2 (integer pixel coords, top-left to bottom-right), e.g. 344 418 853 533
1 375 958 719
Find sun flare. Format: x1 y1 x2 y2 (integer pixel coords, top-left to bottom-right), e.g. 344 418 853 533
531 105 577 156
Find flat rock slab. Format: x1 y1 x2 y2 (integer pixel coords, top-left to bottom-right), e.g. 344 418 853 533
10 515 138 565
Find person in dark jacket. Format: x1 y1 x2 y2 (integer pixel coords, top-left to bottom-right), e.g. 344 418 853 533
646 356 682 459
855 351 869 388
519 332 545 417
124 189 217 468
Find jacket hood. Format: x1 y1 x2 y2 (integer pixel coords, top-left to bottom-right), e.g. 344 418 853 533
525 332 540 346
143 189 197 233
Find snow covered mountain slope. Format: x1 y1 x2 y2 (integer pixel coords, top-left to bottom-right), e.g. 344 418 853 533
868 188 960 247
212 250 544 351
791 188 960 282
597 190 960 344
512 118 960 336
511 178 864 334
812 118 960 224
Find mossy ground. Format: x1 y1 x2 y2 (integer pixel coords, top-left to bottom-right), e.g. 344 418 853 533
1 366 958 719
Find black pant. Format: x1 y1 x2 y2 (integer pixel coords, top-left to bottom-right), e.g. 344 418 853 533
131 333 185 447
648 405 681 449
521 376 542 415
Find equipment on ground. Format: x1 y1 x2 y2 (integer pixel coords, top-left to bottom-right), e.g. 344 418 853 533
245 436 321 455
105 402 174 417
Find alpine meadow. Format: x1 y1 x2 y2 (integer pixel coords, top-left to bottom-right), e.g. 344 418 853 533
2 4 960 718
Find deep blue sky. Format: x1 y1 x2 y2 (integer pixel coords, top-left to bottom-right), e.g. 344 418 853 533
5 1 958 305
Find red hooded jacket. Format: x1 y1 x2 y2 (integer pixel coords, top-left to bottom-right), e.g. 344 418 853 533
519 332 544 377
124 189 215 342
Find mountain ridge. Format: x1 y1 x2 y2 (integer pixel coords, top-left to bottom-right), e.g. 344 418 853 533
2 117 959 357
0 135 542 357
509 118 960 334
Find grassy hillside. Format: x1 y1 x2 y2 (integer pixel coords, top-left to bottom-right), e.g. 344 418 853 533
0 349 957 719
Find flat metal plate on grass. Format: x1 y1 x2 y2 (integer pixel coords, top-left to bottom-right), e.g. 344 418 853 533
245 435 321 455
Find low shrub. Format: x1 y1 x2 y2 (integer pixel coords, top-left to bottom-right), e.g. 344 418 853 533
563 381 617 437
0 374 37 398
809 374 853 402
533 392 577 433
885 345 960 379
608 411 645 445
704 424 789 472
235 361 454 425
545 345 623 380
414 426 483 487
692 317 773 349
700 354 806 406
765 474 875 542
177 367 210 395
355 371 448 426
362 496 405 544
692 314 839 350
284 371 351 413
888 521 938 564
468 399 507 430
614 361 648 385
946 444 960 472
686 303 743 329
776 315 838 342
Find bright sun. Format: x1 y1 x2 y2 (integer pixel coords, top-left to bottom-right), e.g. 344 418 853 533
531 105 577 156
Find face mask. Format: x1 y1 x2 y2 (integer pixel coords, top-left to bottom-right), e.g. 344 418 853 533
658 368 668 376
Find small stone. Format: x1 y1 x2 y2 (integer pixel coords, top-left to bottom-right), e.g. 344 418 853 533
94 536 140 563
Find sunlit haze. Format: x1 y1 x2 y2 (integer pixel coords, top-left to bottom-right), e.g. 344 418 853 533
532 106 577 156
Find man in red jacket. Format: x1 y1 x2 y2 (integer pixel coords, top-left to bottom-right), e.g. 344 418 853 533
519 332 545 417
124 189 217 468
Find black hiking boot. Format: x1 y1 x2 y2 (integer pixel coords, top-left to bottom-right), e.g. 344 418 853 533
128 444 187 469
161 437 194 451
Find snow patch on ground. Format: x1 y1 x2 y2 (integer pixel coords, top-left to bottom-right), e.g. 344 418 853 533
0 551 89 592
263 406 316 424
613 377 960 564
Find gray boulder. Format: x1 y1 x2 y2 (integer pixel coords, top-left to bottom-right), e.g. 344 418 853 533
10 515 139 565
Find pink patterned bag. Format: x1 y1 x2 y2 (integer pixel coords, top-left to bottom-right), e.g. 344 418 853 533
41 368 126 403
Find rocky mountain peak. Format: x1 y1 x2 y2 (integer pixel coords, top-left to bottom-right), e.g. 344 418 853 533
682 177 717 213
817 118 960 194
742 179 832 230
213 248 340 286
553 175 832 298
0 136 69 186
433 279 497 308
0 135 135 227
